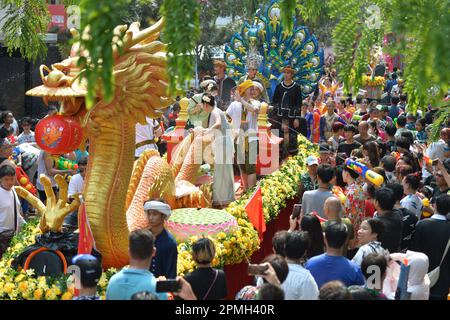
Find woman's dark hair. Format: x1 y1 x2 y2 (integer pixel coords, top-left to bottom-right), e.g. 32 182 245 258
363 218 384 240
272 230 289 257
334 166 346 188
343 165 359 180
191 237 216 264
396 165 414 181
261 254 289 284
363 141 380 168
365 183 377 199
404 173 421 191
401 152 419 172
351 149 364 158
201 93 215 107
300 214 325 258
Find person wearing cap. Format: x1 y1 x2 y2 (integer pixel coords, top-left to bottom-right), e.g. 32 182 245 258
271 65 303 156
144 199 178 279
226 80 260 191
238 60 269 102
0 137 16 168
106 229 168 300
298 155 319 199
213 59 236 111
72 254 102 300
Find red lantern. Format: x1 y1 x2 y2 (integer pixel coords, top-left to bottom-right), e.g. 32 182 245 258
35 115 83 154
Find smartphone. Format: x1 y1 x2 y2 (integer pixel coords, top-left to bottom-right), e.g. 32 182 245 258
156 280 181 293
248 264 269 276
292 204 302 219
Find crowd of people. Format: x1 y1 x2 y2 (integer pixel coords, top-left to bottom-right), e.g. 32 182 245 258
0 54 449 301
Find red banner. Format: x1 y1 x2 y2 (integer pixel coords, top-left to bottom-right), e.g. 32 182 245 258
47 4 67 32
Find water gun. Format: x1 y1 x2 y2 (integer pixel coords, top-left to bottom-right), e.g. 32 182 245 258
53 156 78 170
395 259 411 300
16 167 37 195
422 155 434 167
332 186 347 204
345 158 384 186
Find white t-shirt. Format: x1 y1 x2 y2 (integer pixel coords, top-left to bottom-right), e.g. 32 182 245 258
0 187 25 233
226 100 260 143
400 194 423 218
281 263 319 300
17 131 35 144
422 139 446 179
68 173 84 196
135 117 160 157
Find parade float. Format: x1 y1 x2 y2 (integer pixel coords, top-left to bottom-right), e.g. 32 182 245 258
0 0 322 300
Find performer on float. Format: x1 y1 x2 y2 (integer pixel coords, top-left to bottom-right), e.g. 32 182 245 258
135 117 163 158
237 59 270 103
226 80 260 192
318 76 339 100
187 79 219 129
213 59 236 111
200 93 235 208
271 65 303 157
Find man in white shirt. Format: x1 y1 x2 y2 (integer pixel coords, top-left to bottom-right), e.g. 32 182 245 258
135 117 163 158
422 128 450 180
0 165 25 256
281 231 319 300
226 80 260 191
64 157 88 229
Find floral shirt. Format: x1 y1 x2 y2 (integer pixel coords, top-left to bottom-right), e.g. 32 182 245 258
300 172 318 192
344 180 366 238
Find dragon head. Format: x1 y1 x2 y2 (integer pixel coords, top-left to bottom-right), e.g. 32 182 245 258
26 19 174 127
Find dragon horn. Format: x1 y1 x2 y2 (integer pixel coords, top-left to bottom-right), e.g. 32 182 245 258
127 18 165 49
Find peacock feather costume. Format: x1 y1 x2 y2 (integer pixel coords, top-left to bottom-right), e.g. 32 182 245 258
224 0 324 101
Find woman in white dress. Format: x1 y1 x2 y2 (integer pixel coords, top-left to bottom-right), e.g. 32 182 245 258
200 93 235 207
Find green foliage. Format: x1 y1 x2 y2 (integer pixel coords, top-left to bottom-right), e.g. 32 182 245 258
160 0 201 93
0 0 50 62
280 0 296 31
77 0 130 108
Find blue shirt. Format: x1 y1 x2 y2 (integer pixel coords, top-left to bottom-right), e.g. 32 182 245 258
106 268 167 300
150 229 178 279
389 105 400 120
305 254 365 288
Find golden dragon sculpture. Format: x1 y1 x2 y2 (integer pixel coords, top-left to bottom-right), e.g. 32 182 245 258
19 19 212 268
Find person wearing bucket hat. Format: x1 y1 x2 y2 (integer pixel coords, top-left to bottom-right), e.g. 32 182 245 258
271 64 303 157
144 199 178 279
238 59 270 102
213 59 236 111
226 79 260 191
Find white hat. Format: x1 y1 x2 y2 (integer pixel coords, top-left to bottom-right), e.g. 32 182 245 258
143 200 172 218
306 155 319 166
